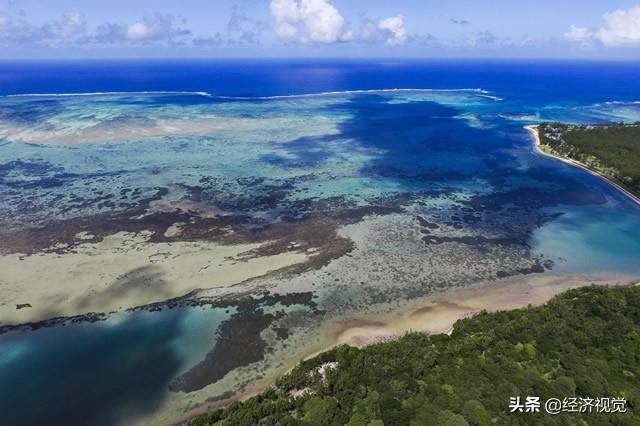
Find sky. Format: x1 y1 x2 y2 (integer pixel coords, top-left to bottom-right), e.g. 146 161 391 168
0 0 639 59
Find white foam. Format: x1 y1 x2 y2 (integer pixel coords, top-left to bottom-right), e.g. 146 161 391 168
5 91 213 98
476 94 504 101
602 100 640 106
3 88 500 101
216 88 493 100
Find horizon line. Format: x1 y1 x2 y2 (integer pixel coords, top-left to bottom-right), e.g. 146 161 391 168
1 56 640 63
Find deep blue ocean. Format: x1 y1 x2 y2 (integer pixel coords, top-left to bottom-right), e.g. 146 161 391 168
1 60 640 426
2 59 640 104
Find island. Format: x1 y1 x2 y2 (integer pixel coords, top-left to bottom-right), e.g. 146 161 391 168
190 284 640 425
528 123 640 200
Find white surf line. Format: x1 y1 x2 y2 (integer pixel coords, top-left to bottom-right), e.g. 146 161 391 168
602 100 640 105
5 91 213 98
476 94 504 101
216 88 497 100
525 125 640 207
3 88 504 101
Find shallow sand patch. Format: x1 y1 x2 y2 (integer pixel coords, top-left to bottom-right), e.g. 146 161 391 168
326 273 637 347
0 116 266 145
0 231 309 324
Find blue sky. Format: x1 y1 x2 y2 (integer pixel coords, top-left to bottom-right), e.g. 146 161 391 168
1 0 640 58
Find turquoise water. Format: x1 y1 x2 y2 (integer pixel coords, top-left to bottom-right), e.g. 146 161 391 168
0 306 233 426
1 61 640 425
532 204 640 274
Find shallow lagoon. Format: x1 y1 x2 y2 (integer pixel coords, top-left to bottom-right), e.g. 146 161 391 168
0 307 231 426
1 61 640 425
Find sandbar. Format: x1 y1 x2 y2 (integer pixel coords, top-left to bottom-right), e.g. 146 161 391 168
0 231 309 324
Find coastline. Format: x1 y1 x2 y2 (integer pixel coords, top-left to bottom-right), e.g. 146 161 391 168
173 273 639 425
525 125 640 207
321 273 636 348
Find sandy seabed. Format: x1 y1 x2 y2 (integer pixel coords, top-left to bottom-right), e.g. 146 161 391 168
324 273 637 347
0 231 309 324
154 272 638 426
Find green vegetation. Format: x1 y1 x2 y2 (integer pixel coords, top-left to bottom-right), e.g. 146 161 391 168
191 285 640 425
538 123 640 196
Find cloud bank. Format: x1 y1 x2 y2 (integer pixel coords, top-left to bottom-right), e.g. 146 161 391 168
0 1 408 48
6 1 621 54
0 12 86 45
566 5 640 47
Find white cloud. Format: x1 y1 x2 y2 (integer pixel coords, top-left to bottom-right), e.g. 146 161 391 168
125 14 185 42
300 0 352 42
227 5 266 45
361 15 408 46
564 24 592 44
270 0 352 43
126 22 154 41
59 12 85 38
0 11 189 46
270 0 300 39
192 6 266 47
377 15 407 46
596 6 640 46
0 11 85 45
269 0 408 46
566 5 640 47
93 14 190 44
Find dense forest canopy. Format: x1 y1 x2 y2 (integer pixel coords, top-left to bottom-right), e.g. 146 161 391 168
191 284 640 425
538 123 640 197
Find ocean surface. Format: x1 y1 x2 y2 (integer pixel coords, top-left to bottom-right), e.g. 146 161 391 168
1 60 640 425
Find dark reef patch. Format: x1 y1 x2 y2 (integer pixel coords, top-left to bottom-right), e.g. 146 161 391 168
0 311 109 335
15 303 32 310
168 291 321 393
0 186 170 255
496 258 554 278
0 159 123 190
169 309 280 393
0 98 64 124
273 327 290 340
1 289 319 336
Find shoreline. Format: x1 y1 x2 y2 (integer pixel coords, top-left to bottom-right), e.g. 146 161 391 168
525 125 640 207
321 273 636 348
175 273 639 425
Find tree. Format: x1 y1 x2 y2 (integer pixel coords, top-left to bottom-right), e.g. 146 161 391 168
436 410 469 426
303 396 345 425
